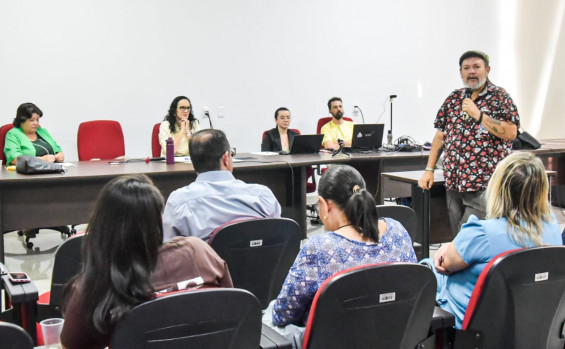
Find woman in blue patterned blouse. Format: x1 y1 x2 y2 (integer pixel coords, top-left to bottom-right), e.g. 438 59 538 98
264 165 416 347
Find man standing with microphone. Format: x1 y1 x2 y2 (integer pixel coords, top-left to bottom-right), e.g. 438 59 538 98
418 50 519 237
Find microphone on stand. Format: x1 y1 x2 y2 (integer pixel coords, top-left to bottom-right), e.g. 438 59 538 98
332 138 350 157
204 110 214 129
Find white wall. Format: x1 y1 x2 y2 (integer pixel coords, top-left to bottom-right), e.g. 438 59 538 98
1 0 563 160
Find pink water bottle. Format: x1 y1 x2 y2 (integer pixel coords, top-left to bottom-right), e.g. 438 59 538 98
166 137 174 164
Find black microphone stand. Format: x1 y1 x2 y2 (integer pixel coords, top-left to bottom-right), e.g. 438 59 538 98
387 95 397 145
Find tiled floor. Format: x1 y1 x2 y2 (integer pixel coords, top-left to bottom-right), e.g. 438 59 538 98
3 207 565 296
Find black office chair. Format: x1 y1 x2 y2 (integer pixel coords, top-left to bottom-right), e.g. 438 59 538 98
111 288 262 349
37 234 84 320
302 263 436 349
0 322 34 349
208 218 301 308
452 246 565 349
376 204 422 258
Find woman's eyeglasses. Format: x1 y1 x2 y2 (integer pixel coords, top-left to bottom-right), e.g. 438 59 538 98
178 106 191 111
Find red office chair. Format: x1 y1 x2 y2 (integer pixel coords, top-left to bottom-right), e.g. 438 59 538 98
261 129 316 193
452 246 565 349
0 124 14 165
1 124 71 249
151 123 161 157
302 263 437 349
111 288 262 348
208 218 301 309
77 120 125 161
314 116 354 173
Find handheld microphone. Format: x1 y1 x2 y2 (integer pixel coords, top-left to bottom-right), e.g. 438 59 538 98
461 88 472 120
464 88 472 99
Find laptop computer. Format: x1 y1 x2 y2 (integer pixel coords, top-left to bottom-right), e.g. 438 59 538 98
289 134 324 154
347 124 385 151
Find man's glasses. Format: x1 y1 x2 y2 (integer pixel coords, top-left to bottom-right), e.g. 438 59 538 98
178 106 191 111
229 148 236 157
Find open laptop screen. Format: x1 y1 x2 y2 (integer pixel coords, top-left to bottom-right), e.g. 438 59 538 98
290 135 324 154
350 124 384 150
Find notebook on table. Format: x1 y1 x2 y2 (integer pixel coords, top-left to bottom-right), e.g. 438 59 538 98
345 124 385 152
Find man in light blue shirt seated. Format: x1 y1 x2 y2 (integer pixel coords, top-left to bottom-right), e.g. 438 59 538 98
163 129 282 242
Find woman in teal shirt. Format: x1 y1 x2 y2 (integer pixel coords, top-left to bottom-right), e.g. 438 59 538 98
4 102 64 165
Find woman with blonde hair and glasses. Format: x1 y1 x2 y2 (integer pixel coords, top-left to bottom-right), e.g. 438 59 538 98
428 151 562 329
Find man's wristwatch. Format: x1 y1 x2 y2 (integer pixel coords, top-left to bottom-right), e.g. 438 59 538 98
425 167 435 172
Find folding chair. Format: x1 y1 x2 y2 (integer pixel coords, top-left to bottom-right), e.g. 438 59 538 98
452 246 565 349
111 288 262 348
302 263 437 349
209 218 301 308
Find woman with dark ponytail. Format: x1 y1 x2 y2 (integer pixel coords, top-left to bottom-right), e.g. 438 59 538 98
264 165 416 346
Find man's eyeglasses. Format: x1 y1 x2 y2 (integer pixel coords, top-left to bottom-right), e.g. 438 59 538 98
229 148 236 157
178 106 191 111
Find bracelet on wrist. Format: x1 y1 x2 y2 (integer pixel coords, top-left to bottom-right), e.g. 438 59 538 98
478 111 484 124
425 167 435 172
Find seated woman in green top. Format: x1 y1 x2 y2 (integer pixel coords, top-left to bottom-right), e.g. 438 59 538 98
4 102 64 165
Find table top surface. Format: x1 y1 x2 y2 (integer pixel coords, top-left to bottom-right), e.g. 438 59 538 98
0 150 432 182
1 137 563 182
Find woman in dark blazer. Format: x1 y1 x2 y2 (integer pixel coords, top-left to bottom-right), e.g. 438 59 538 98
261 107 299 152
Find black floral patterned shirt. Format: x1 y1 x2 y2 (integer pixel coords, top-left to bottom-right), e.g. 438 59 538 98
434 81 520 192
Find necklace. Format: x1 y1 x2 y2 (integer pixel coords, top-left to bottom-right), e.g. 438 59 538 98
335 223 352 231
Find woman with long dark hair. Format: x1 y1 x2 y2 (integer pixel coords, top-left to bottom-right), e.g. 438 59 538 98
158 96 199 156
60 175 232 349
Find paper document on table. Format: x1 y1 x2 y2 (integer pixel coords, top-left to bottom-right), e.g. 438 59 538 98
174 157 192 163
251 152 278 156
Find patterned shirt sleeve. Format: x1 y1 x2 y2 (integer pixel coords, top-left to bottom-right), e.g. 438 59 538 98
272 240 320 326
434 90 458 132
489 87 520 127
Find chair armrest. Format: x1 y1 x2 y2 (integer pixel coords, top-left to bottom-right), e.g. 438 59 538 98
1 274 39 345
431 306 455 332
260 323 292 349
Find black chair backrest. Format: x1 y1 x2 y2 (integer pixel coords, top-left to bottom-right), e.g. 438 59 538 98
208 218 301 308
302 263 436 349
460 246 565 349
0 322 33 349
376 205 417 242
49 234 84 308
111 288 262 349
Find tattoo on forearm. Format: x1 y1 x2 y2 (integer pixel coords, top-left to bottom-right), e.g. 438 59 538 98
484 115 506 135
